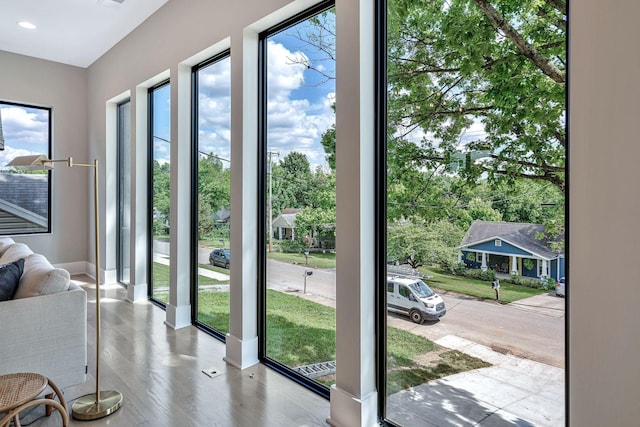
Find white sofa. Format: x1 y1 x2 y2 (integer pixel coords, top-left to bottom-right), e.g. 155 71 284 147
0 237 87 392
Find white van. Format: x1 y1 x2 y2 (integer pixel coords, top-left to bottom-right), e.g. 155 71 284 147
387 276 446 324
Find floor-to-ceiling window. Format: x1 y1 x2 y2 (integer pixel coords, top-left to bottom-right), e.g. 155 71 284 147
117 100 131 285
149 81 171 305
259 1 337 397
380 0 566 425
192 52 232 338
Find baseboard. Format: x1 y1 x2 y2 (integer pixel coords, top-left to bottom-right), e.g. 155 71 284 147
54 261 117 285
54 261 88 276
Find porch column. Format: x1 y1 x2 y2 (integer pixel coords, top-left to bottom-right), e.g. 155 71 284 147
542 259 549 278
481 252 488 270
511 256 518 275
278 227 282 240
291 228 295 240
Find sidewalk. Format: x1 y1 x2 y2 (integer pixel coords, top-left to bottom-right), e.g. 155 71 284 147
153 253 230 281
387 335 564 426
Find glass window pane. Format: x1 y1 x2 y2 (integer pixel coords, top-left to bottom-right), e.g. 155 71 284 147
117 100 131 285
150 83 171 304
0 102 51 235
384 1 566 425
264 6 336 392
194 55 231 336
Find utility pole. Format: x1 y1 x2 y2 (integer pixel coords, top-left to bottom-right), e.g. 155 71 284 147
267 151 280 252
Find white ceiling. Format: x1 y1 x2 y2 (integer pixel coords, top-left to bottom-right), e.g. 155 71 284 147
0 0 168 68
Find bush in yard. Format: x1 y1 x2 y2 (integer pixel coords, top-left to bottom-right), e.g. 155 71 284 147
540 276 557 291
279 239 306 253
463 268 496 282
442 259 467 275
506 274 543 289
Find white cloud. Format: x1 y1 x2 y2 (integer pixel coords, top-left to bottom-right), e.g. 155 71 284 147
265 40 335 168
196 58 232 166
1 105 49 149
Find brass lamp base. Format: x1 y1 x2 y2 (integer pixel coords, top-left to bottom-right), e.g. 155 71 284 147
71 390 123 420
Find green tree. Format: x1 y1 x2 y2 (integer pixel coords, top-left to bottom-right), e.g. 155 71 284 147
387 219 464 269
152 160 170 222
198 154 230 214
320 124 336 171
388 0 566 191
295 207 335 248
308 167 336 210
490 180 563 223
277 152 313 209
455 197 503 230
196 154 231 240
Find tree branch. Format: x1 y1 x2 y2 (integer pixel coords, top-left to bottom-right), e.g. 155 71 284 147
471 0 566 84
543 0 567 15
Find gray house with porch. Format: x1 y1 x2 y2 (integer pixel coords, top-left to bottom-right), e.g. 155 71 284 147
459 220 565 280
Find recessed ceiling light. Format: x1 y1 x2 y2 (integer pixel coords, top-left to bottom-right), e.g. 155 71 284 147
17 21 37 30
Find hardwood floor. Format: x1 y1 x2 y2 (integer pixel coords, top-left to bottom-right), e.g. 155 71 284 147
33 275 330 427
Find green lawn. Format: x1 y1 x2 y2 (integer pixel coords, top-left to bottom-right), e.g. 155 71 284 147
419 267 548 303
267 251 336 269
151 262 227 304
196 288 488 392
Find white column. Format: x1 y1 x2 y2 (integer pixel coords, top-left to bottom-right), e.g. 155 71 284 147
127 85 152 303
328 0 378 425
278 227 283 240
291 228 295 240
511 255 518 275
225 28 259 370
481 252 488 270
166 63 191 329
542 259 549 278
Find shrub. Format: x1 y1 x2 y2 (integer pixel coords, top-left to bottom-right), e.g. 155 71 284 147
540 276 557 291
442 260 467 275
279 239 306 253
463 268 496 281
506 274 544 289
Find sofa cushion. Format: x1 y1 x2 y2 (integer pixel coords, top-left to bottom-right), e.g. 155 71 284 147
0 243 33 264
0 258 25 301
13 254 70 299
0 238 15 256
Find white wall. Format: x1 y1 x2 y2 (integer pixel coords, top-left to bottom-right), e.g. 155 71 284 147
0 50 89 266
569 0 640 425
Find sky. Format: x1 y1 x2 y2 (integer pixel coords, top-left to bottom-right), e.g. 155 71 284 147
1 10 337 172
0 104 50 167
190 11 336 171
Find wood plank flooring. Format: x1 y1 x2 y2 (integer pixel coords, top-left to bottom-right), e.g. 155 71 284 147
33 275 330 427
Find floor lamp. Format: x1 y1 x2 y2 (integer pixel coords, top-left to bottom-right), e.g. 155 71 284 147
7 154 123 420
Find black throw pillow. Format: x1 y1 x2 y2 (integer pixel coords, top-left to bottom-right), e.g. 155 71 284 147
0 258 25 301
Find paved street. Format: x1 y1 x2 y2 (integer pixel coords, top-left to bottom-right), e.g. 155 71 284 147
262 259 564 368
390 291 565 368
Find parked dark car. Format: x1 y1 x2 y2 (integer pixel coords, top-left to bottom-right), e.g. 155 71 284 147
209 249 230 269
